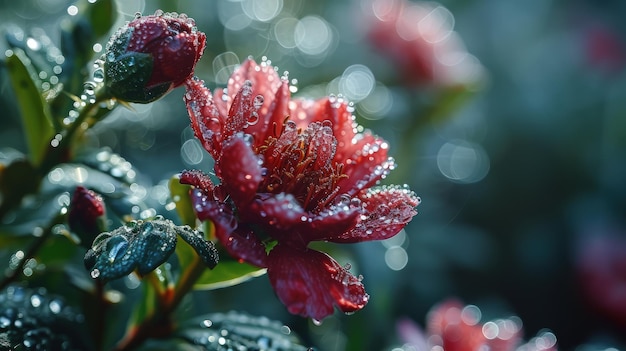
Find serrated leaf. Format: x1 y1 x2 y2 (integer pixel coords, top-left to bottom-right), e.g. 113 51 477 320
175 311 311 351
169 175 197 227
5 50 55 166
194 260 266 291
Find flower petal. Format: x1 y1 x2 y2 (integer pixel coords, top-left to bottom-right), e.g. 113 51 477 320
190 188 267 267
184 78 223 158
252 81 291 148
216 134 263 205
245 192 362 245
330 185 420 243
267 244 368 321
214 59 285 135
180 169 215 194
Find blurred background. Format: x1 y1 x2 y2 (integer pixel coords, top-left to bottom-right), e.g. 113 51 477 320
2 0 626 350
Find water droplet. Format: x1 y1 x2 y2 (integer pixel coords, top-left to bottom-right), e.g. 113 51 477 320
91 269 100 278
312 318 322 326
253 94 264 109
247 112 259 126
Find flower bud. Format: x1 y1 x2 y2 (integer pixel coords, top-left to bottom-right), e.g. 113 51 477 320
68 186 106 246
104 10 206 103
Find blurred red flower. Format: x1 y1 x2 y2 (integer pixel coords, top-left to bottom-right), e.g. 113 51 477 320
364 0 483 87
104 10 206 103
181 58 420 321
398 299 558 351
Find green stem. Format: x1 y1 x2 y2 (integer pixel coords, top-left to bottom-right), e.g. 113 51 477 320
113 257 207 351
0 212 65 291
0 85 114 223
38 85 115 174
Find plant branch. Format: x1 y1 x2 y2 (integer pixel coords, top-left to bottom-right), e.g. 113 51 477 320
113 257 207 351
0 212 65 291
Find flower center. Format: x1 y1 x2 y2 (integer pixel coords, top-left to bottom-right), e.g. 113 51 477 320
257 119 346 213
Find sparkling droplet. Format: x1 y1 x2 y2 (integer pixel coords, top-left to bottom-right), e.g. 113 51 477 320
91 269 100 278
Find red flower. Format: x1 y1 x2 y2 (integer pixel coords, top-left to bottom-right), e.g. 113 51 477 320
421 300 557 351
181 58 420 320
104 10 206 103
363 0 483 87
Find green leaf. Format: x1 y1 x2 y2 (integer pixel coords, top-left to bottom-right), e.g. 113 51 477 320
84 218 179 281
168 175 197 227
175 225 218 269
82 0 116 38
194 260 266 290
5 49 55 166
175 311 311 350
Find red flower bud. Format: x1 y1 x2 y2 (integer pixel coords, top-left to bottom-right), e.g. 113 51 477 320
104 10 206 103
68 186 106 246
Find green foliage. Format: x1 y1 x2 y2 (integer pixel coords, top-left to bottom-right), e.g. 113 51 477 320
84 217 217 281
194 260 266 290
172 311 311 350
5 50 54 166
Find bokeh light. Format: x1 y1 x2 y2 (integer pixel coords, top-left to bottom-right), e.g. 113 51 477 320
437 139 490 183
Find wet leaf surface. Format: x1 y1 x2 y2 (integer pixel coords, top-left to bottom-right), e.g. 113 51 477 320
174 311 313 351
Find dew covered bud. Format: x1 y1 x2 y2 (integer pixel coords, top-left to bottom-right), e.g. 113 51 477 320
68 186 106 246
104 10 206 103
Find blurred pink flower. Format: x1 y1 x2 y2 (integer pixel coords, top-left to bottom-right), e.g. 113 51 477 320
397 299 558 351
363 0 483 87
181 58 420 321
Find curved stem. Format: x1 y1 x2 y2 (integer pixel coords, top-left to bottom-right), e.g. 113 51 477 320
0 85 115 223
113 257 207 351
0 212 65 291
38 85 115 174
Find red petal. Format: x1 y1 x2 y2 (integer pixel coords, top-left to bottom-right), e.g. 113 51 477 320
228 59 283 117
267 244 368 320
331 185 420 243
224 81 255 139
245 192 361 245
213 59 286 142
190 188 267 267
246 193 309 240
216 134 262 205
252 81 291 148
180 169 215 194
336 135 395 197
184 78 223 158
427 300 488 351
